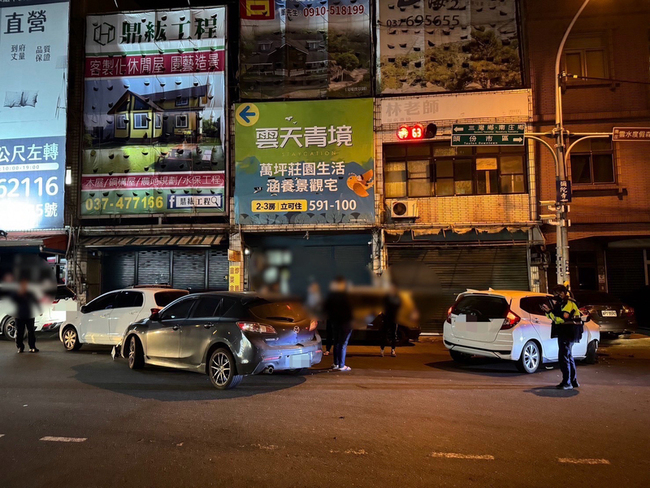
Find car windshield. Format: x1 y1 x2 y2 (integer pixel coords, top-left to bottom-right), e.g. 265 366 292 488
248 300 310 323
453 295 509 320
573 292 621 305
155 291 189 307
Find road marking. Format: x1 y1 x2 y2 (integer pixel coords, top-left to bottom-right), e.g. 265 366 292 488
0 434 4 438
40 436 87 443
431 452 495 460
558 458 610 465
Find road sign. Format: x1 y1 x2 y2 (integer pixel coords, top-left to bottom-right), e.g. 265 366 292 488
613 127 650 141
452 123 525 135
236 103 259 126
557 180 572 203
451 134 525 146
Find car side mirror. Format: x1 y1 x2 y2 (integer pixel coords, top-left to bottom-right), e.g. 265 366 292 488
80 305 87 314
150 309 161 321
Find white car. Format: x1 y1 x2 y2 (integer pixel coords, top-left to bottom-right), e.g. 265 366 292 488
1 285 77 341
60 286 188 351
443 290 600 374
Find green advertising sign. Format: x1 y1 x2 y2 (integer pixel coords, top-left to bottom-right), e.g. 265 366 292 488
235 99 374 225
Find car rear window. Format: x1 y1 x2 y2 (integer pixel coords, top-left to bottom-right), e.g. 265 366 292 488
55 286 76 300
453 295 509 320
248 300 310 323
155 290 189 307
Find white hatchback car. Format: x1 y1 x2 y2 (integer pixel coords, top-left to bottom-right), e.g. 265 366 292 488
443 290 600 374
60 287 188 351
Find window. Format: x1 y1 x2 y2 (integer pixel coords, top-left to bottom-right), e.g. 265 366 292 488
155 114 162 129
520 296 552 316
116 115 126 130
55 286 76 300
160 298 195 321
570 138 615 184
383 142 527 197
114 291 144 309
191 297 222 318
175 97 189 107
154 291 188 308
84 292 119 313
564 34 608 79
452 295 509 320
133 113 149 129
176 114 188 128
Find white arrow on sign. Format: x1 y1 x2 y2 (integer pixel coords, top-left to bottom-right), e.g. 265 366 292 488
453 127 465 133
513 137 523 142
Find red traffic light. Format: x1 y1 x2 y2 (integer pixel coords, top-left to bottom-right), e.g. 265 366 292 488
397 123 425 141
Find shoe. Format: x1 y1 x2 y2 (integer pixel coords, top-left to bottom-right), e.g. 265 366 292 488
330 365 340 370
391 349 397 357
17 348 23 354
556 383 573 390
571 380 580 388
380 349 384 357
29 348 39 353
339 366 352 372
323 350 330 356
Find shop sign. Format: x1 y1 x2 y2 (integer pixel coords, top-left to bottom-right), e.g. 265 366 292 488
234 98 374 225
80 8 226 217
0 0 69 231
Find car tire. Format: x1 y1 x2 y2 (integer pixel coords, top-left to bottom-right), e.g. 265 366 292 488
128 336 145 370
449 350 472 363
517 340 541 374
208 348 243 390
2 317 18 341
585 340 598 364
62 325 82 351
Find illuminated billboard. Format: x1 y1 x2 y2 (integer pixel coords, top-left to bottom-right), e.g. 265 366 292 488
81 8 226 217
0 0 69 231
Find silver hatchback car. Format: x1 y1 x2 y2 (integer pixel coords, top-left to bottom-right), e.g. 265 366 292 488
119 292 322 389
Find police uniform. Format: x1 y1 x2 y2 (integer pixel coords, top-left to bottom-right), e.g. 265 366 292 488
546 298 581 388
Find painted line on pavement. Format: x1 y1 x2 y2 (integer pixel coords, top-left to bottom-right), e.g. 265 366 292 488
431 452 495 460
0 434 4 438
40 436 87 443
558 458 610 465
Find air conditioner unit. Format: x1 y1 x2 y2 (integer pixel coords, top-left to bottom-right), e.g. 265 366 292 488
390 199 418 219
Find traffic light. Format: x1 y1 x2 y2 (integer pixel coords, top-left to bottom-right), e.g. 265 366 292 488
396 123 437 141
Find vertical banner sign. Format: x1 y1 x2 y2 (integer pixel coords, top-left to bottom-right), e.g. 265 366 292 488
82 8 226 217
239 0 371 99
377 0 523 94
0 0 69 231
234 98 374 225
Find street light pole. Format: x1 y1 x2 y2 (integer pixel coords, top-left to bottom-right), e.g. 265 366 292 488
553 0 592 286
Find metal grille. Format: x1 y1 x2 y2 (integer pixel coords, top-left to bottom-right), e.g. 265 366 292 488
101 252 135 292
172 250 206 292
208 249 229 291
137 250 170 286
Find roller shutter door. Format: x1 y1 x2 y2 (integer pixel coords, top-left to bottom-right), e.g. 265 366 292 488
172 250 206 292
208 249 229 291
137 250 170 286
102 252 135 291
388 246 529 333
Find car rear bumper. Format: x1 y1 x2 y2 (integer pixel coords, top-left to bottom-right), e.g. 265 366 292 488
444 340 513 360
248 340 323 374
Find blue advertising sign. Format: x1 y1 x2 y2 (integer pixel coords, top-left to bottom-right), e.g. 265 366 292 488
0 0 69 230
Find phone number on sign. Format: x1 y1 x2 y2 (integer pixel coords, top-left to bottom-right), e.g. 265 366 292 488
84 196 165 212
304 5 365 17
309 200 357 212
384 14 461 28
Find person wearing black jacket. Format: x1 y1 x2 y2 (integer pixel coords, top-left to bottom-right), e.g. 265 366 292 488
323 276 353 372
11 279 40 353
380 284 401 357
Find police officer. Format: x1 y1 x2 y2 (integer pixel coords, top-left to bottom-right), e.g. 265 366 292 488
541 285 582 390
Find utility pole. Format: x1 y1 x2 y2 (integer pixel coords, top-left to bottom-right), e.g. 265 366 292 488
553 0 592 286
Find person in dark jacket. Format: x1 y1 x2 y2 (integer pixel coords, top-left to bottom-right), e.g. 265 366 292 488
380 284 401 357
323 276 353 371
542 285 582 390
11 279 40 353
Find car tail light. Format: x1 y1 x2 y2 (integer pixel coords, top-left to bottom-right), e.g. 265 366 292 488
501 310 520 330
446 306 453 324
622 306 635 318
52 299 60 304
237 322 277 334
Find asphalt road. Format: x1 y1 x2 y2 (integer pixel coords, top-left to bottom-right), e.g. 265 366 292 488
0 334 649 488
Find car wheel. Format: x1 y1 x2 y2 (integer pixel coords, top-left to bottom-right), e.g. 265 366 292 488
585 340 598 364
208 348 243 390
128 336 145 370
62 325 82 351
517 340 541 374
449 350 472 363
3 317 17 341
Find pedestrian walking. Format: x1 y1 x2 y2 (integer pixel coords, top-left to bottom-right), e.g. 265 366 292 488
541 285 583 390
11 279 40 354
380 284 401 357
323 276 353 372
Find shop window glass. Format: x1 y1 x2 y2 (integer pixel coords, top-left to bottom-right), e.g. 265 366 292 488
385 162 407 198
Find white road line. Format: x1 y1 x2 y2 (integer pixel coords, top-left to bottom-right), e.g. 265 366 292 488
431 452 495 461
558 458 610 465
40 436 87 443
0 434 4 438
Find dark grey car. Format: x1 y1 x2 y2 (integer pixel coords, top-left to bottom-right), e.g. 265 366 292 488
119 292 322 389
573 291 637 335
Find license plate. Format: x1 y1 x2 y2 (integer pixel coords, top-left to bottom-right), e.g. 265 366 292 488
601 310 617 317
289 353 310 368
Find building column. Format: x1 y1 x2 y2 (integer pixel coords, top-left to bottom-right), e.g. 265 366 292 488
228 231 244 292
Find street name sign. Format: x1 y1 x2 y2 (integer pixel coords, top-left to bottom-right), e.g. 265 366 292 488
451 123 526 146
452 123 526 135
613 127 650 142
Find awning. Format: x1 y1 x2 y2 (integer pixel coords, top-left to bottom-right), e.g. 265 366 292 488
82 234 224 248
0 232 68 253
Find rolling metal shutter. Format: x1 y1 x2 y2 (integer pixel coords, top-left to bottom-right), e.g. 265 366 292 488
101 252 135 291
137 250 170 286
172 250 206 292
388 246 529 333
208 249 229 291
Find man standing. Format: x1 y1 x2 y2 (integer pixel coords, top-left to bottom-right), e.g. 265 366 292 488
542 285 582 390
323 276 353 372
12 278 40 354
380 284 401 357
